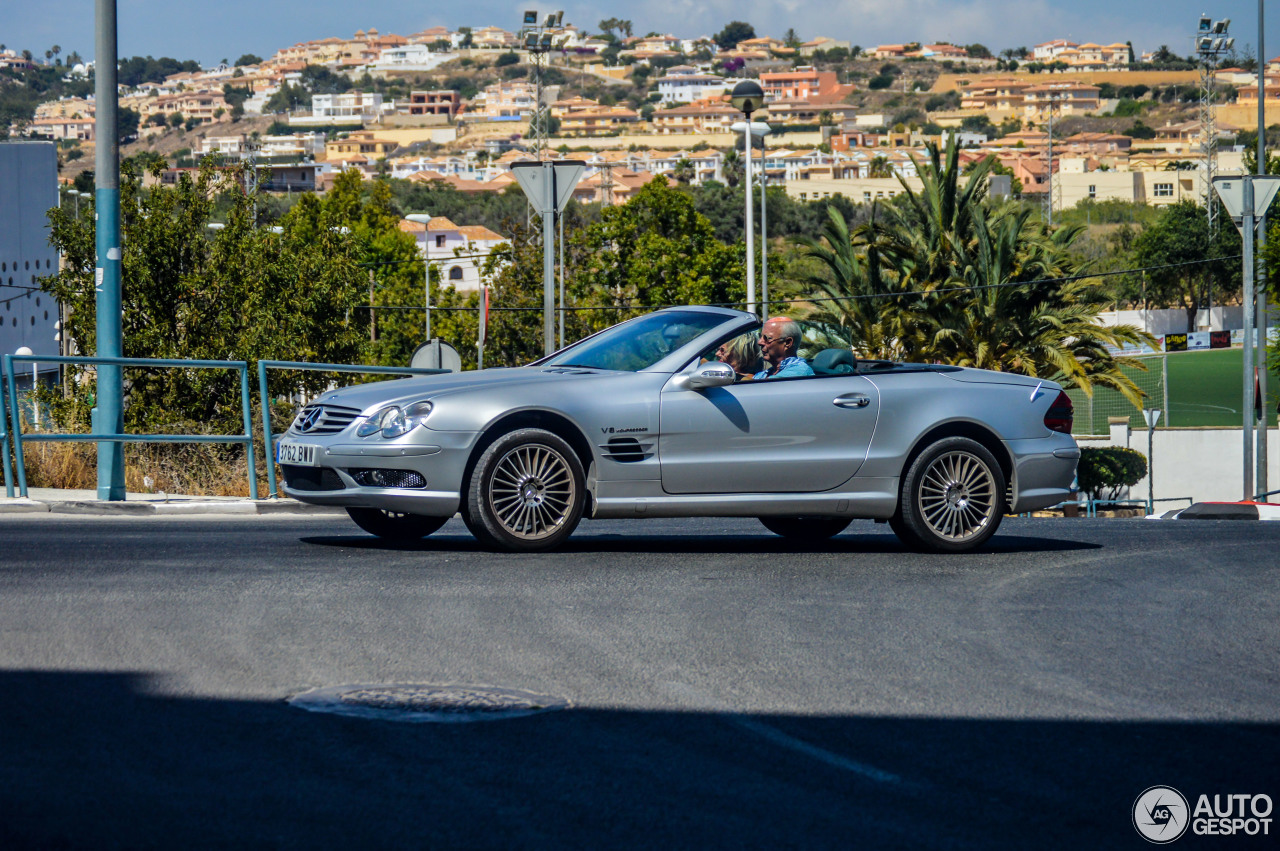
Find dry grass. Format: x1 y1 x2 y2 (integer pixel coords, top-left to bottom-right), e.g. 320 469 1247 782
18 440 259 497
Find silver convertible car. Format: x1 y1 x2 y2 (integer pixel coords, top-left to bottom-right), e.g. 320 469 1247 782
278 306 1079 553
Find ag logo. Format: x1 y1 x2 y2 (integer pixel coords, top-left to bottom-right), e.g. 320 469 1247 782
1134 786 1190 843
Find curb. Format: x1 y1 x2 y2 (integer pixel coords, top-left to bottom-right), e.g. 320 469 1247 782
0 497 344 516
1154 502 1280 521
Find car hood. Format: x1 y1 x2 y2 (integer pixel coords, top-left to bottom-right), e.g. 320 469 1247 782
309 367 618 414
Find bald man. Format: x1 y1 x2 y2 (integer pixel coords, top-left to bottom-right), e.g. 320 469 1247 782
753 316 814 380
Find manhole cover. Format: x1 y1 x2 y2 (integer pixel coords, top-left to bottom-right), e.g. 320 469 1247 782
288 684 569 723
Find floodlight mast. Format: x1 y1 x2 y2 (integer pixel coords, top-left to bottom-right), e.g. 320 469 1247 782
1194 15 1231 234
518 9 565 161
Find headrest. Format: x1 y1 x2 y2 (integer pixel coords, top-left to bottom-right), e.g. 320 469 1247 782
812 348 857 376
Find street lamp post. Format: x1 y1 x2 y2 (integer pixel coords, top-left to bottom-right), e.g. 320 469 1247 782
405 214 433 342
730 81 764 317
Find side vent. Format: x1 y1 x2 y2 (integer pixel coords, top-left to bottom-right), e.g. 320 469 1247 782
600 437 653 463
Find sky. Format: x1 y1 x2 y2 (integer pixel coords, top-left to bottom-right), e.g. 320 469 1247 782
4 0 1280 68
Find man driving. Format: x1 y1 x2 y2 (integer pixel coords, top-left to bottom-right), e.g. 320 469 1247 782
754 316 814 380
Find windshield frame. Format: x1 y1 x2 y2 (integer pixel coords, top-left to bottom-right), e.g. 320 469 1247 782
534 307 756 374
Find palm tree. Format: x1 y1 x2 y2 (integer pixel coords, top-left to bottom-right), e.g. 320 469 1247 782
794 136 1157 405
672 157 694 185
867 155 894 178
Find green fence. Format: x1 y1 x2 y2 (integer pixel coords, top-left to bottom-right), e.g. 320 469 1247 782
2 354 257 499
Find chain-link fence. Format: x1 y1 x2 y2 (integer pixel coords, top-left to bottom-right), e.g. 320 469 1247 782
1066 355 1168 435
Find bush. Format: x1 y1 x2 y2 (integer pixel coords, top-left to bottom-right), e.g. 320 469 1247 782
1077 446 1148 501
868 75 894 90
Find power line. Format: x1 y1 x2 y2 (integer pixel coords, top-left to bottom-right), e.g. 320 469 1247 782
359 254 1243 313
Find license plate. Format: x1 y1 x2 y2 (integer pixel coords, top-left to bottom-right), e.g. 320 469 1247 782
277 441 319 466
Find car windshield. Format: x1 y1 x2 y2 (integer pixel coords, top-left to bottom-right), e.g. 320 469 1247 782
541 311 730 372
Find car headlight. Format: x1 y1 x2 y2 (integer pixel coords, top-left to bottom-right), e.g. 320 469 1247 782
356 401 434 438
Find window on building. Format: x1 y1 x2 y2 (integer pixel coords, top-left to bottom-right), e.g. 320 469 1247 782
1088 185 1096 199
436 235 446 248
1153 183 1174 197
449 266 464 281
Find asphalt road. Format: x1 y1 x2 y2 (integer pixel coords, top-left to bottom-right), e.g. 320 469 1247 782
1 514 1277 849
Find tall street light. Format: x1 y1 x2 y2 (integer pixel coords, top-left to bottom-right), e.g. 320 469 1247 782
733 119 773 317
405 214 434 342
730 80 764 316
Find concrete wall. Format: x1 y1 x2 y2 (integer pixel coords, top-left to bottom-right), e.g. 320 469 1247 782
1079 423 1280 503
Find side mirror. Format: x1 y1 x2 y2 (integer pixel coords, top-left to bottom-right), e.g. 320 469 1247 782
673 362 736 390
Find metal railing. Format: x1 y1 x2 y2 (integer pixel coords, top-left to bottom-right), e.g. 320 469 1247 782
1085 496 1194 517
0 370 13 498
2 354 258 499
257 360 447 498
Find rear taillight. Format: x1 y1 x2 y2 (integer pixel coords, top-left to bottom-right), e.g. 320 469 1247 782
1044 390 1073 434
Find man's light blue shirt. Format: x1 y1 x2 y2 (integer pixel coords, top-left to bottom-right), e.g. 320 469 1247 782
754 356 814 380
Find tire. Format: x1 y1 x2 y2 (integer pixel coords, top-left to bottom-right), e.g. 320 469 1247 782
759 516 852 540
346 507 449 541
464 428 585 552
893 436 1005 553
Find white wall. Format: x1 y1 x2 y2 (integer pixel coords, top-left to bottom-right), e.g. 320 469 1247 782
1079 423 1280 504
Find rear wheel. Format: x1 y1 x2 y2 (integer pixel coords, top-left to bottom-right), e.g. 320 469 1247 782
464 428 585 552
893 437 1005 553
759 516 851 540
346 507 449 541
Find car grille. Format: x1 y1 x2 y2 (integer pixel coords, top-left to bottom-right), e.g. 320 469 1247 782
281 465 345 491
349 468 427 489
599 437 653 463
290 403 362 435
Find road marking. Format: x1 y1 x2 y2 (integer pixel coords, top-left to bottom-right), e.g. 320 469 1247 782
662 681 904 785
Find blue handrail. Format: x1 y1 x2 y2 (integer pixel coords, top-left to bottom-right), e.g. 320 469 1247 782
257 360 448 498
2 354 258 500
0 367 13 498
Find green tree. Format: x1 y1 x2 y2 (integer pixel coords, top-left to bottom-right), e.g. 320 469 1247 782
234 53 263 66
714 21 756 51
40 161 368 432
1130 200 1240 331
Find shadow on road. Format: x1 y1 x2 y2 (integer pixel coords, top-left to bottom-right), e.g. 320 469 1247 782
1 670 1271 849
298 529 1103 556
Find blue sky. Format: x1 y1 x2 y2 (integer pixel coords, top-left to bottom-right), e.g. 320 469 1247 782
4 1 1279 68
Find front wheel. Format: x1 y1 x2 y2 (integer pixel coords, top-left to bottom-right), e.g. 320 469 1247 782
464 428 585 552
759 516 852 541
893 437 1005 553
346 507 449 541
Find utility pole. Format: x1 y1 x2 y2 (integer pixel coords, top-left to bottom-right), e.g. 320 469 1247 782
94 0 124 500
1257 0 1269 496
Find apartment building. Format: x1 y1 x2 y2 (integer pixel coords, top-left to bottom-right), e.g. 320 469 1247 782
759 67 841 101
651 100 740 134
474 80 538 120
24 117 95 141
558 105 639 136
1022 82 1101 121
323 131 398 160
138 90 230 124
656 67 732 104
404 90 460 119
317 92 384 122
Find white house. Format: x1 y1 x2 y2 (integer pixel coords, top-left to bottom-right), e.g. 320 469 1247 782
399 216 506 292
656 66 732 104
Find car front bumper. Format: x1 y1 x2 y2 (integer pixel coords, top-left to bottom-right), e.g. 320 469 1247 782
279 429 479 517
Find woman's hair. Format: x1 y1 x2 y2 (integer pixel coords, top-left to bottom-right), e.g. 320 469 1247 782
720 333 762 375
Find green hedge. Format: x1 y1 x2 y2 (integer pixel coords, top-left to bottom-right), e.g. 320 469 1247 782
1077 446 1148 500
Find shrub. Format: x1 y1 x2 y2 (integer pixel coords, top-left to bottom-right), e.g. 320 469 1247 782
1077 446 1148 501
868 75 894 90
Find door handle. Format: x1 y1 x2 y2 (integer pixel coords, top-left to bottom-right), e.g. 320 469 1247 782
833 394 871 409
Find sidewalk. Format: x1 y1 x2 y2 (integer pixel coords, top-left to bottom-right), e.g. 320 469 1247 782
0 487 344 516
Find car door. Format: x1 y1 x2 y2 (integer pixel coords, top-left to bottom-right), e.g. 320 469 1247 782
658 372 880 494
